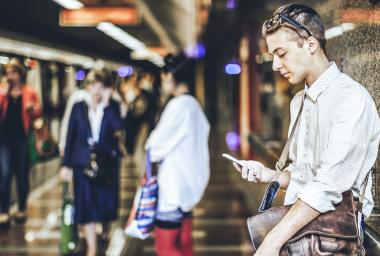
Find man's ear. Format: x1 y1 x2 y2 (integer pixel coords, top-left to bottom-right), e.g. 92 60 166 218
307 37 318 54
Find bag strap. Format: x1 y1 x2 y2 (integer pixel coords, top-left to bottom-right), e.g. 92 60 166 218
146 150 153 179
259 95 305 212
276 94 305 172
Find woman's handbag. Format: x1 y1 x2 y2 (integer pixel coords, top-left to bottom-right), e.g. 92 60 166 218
29 118 59 163
82 151 116 185
125 151 158 240
246 96 367 255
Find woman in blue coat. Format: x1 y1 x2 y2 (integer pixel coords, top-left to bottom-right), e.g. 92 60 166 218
59 69 122 256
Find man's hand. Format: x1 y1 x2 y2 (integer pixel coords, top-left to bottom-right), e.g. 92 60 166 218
59 166 73 181
233 160 275 183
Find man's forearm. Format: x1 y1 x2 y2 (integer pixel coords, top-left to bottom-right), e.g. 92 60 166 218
265 199 320 248
271 170 291 190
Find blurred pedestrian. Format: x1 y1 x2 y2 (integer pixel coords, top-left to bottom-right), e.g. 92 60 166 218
118 72 150 161
59 69 123 256
145 53 210 256
0 58 42 229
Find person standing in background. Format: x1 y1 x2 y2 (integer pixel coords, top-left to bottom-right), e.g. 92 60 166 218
145 53 210 256
118 72 150 162
0 58 42 229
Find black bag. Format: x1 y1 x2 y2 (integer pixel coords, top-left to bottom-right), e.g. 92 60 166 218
82 151 115 185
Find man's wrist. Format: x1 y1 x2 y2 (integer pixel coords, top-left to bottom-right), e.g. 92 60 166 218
270 169 281 182
264 231 284 250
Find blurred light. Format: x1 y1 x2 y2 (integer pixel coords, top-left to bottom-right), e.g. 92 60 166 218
47 212 58 227
68 242 76 250
0 56 9 64
185 43 206 59
65 66 74 73
118 66 133 77
224 63 241 75
325 23 356 40
25 232 35 242
76 70 85 81
226 0 237 10
52 0 83 10
97 22 164 66
24 58 32 67
226 132 240 150
97 22 145 50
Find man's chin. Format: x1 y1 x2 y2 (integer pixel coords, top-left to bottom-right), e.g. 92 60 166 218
287 76 302 85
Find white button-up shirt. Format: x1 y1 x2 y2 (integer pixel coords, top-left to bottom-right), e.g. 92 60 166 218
284 62 380 217
145 95 210 212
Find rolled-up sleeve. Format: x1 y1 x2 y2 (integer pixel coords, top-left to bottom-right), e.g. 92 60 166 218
298 91 374 213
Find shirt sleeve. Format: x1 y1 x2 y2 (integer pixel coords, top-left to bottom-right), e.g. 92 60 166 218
144 100 191 162
298 90 377 213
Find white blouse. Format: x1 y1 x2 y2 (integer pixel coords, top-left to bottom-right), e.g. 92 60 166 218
284 62 380 217
88 101 106 143
145 95 210 212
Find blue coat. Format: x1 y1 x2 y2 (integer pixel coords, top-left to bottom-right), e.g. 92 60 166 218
62 101 123 168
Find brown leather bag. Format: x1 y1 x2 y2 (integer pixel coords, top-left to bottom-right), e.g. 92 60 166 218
246 95 366 255
247 190 364 255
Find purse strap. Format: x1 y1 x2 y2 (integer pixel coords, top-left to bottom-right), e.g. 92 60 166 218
146 150 153 179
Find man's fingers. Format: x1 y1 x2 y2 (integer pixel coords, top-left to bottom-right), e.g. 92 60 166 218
232 162 242 173
248 168 255 182
242 163 248 179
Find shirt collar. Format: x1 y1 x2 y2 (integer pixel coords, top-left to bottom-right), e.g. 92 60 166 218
304 62 341 102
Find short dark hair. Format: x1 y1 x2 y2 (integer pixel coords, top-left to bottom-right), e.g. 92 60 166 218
2 58 27 83
262 4 326 53
85 69 113 88
162 53 191 85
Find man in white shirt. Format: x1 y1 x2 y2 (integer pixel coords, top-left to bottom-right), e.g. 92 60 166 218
233 4 380 255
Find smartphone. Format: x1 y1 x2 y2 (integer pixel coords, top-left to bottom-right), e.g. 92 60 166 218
222 153 243 167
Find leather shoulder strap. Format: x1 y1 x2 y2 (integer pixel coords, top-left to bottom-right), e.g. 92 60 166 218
276 94 305 171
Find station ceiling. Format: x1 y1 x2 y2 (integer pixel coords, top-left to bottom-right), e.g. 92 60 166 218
0 0 269 67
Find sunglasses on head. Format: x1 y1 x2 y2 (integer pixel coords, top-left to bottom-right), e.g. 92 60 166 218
266 12 312 37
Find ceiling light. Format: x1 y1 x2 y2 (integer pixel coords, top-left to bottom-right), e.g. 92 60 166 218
98 22 164 66
97 22 145 51
52 0 83 10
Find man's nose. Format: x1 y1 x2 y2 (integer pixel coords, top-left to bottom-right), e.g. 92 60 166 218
272 56 282 71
